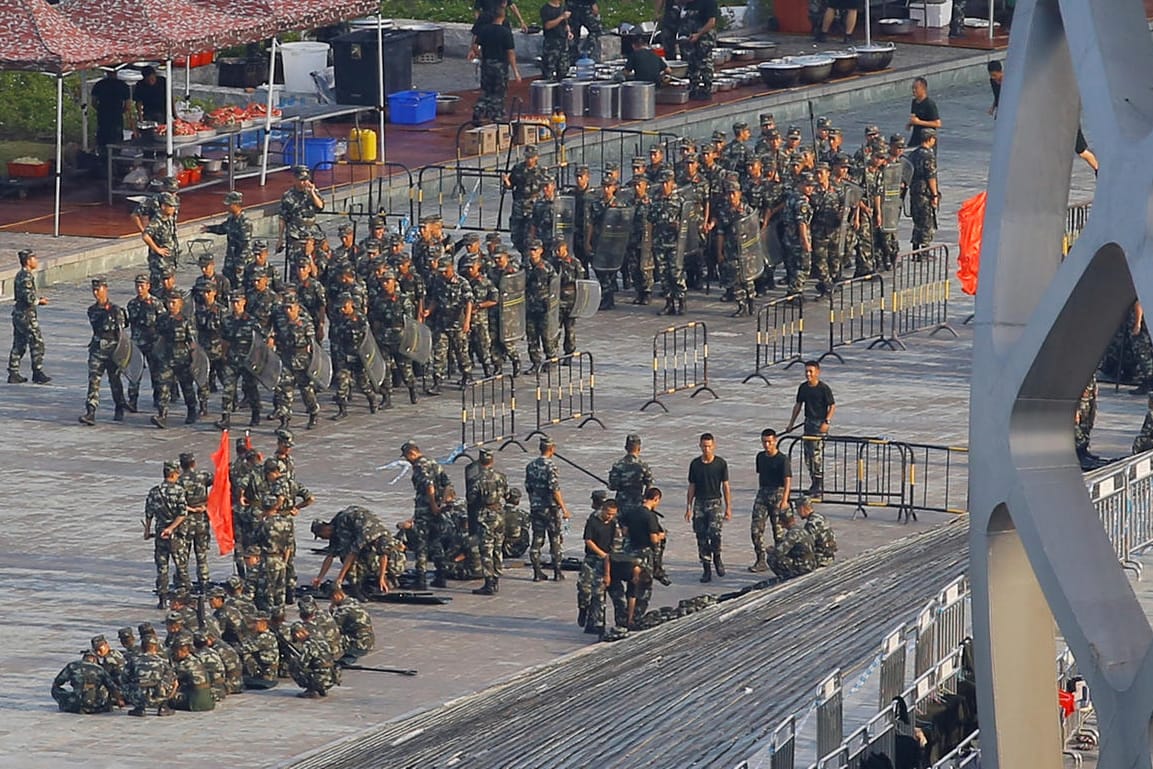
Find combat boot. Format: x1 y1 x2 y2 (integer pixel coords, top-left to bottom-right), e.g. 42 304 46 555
331 403 348 422
639 292 651 305
128 707 145 717
78 407 96 426
676 298 686 316
185 406 198 425
113 406 125 422
32 370 51 384
151 409 168 429
713 552 726 577
749 552 769 573
699 560 712 583
578 607 588 627
745 299 756 317
431 571 448 589
730 302 749 318
408 385 418 404
413 570 428 590
532 563 548 582
472 578 496 596
553 564 566 581
306 411 319 430
278 413 290 430
7 372 26 384
126 395 139 413
156 593 168 610
425 379 441 396
248 407 260 427
658 297 676 316
198 396 209 417
157 705 174 717
491 577 499 593
381 389 393 410
215 411 231 430
367 393 379 414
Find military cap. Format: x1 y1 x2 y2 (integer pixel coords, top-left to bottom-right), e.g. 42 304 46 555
263 457 282 473
270 606 287 621
207 586 226 599
889 133 906 147
575 164 591 175
459 253 480 270
170 591 192 605
386 233 405 247
539 436 555 450
541 175 557 187
920 128 937 139
493 248 511 261
786 126 802 139
701 142 718 155
290 621 309 636
297 595 318 611
134 273 151 285
334 291 355 308
658 168 676 181
711 129 726 141
625 433 642 447
745 155 762 167
138 621 156 636
629 174 648 187
816 116 831 129
371 215 387 229
478 447 494 461
815 161 830 172
250 611 270 623
117 626 135 639
417 214 436 225
380 267 398 281
161 176 181 192
178 452 195 465
223 190 243 205
828 127 842 137
91 277 108 289
158 192 178 207
601 176 619 187
90 634 107 649
293 255 313 270
310 519 331 538
604 161 620 171
252 238 269 252
172 632 192 649
141 635 161 650
436 255 454 271
293 165 311 180
165 611 184 624
733 120 749 132
864 124 881 136
363 238 383 253
869 138 889 155
528 238 544 250
196 253 215 267
260 493 280 511
683 152 699 163
797 495 815 509
831 153 850 167
17 247 34 261
630 156 646 168
765 129 781 140
797 171 816 185
485 232 503 243
507 487 522 501
400 440 420 455
462 232 481 245
224 576 244 591
192 631 208 645
275 428 294 446
228 291 246 302
523 145 538 157
163 460 180 475
591 489 610 504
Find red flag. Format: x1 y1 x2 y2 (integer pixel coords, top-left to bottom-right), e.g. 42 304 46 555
207 430 234 555
956 191 986 296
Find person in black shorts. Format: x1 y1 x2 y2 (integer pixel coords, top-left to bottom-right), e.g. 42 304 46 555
817 0 861 44
907 77 941 149
684 433 731 583
749 428 792 572
786 361 835 495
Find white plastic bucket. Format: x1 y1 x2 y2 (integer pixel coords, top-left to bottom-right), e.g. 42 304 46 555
280 41 330 93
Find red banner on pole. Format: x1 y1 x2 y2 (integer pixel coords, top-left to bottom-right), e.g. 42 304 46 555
207 430 234 555
956 191 986 297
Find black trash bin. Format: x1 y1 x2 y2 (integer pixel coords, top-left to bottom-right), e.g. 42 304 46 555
332 29 416 105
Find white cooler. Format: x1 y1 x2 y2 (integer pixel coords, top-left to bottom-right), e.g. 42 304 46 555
909 0 953 28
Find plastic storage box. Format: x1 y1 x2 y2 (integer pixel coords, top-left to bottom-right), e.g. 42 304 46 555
387 90 437 125
283 137 337 170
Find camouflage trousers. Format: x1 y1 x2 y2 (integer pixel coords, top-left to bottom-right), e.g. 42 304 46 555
909 191 936 249
878 231 899 271
184 511 212 585
541 38 569 82
576 552 605 611
384 345 415 389
476 508 506 579
811 233 841 290
1132 328 1153 387
751 487 787 553
785 246 813 295
803 421 827 485
291 659 340 695
8 310 45 374
473 59 509 124
147 254 178 291
334 359 378 407
721 256 755 302
529 507 564 567
655 242 686 301
625 244 654 297
127 347 162 409
594 267 618 302
85 349 127 411
626 548 654 620
557 309 577 357
767 548 816 580
127 680 169 711
156 359 197 413
1136 395 1153 454
251 553 287 612
274 365 320 420
221 360 260 414
510 210 530 256
1074 375 1097 451
468 321 494 375
432 325 472 382
567 3 602 60
491 336 522 375
684 36 716 99
834 231 853 283
691 497 724 560
852 222 876 276
413 511 450 575
55 688 113 714
525 312 558 367
155 534 191 597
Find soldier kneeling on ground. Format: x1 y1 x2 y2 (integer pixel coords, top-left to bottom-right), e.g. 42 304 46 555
287 622 341 699
766 507 817 580
797 496 837 567
51 650 120 714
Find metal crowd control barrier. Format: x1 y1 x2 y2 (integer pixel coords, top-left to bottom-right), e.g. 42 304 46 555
815 671 844 762
929 730 981 768
913 576 969 679
878 625 908 710
313 159 415 227
641 321 718 412
889 245 957 343
1085 453 1153 577
458 373 524 458
902 442 970 521
1057 648 1095 764
416 164 510 233
820 274 897 364
814 707 897 769
780 435 912 519
524 352 605 439
1063 200 1092 255
558 126 681 188
743 295 805 386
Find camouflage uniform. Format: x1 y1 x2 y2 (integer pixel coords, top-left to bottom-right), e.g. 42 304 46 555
525 254 559 368
194 297 226 407
427 270 475 384
154 308 199 422
752 487 787 552
211 639 244 694
503 492 531 558
567 0 602 60
650 185 685 304
470 465 510 584
680 0 716 100
84 297 129 415
272 308 321 426
532 195 560 254
411 455 451 580
204 211 254 286
51 657 117 713
625 188 654 302
540 5 570 82
213 601 248 647
1074 374 1098 453
8 264 45 379
239 627 280 681
369 287 417 394
124 648 177 713
279 188 323 248
302 607 345 661
525 455 564 573
126 291 165 410
331 595 375 660
858 162 884 276
766 520 817 579
192 643 228 702
608 455 654 516
803 511 837 567
146 478 190 600
507 160 545 255
908 145 938 250
781 188 814 294
810 180 843 291
588 192 623 306
578 509 621 630
330 306 381 412
219 308 263 423
178 466 213 587
552 250 584 356
171 651 214 711
464 268 498 375
489 265 523 375
287 632 341 695
475 58 511 123
144 215 179 288
718 200 756 305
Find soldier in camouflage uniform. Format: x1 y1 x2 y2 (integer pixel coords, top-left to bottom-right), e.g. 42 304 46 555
879 134 908 270
191 631 228 702
750 429 792 574
677 153 710 291
208 588 248 647
216 292 264 430
908 129 940 251
272 294 323 429
278 167 325 253
566 0 601 60
470 2 520 122
462 256 498 376
170 639 214 711
469 448 510 595
194 283 226 413
1075 374 1106 470
191 253 231 310
426 256 475 392
624 175 654 305
531 176 561 253
680 0 715 102
579 493 619 633
330 292 382 419
402 441 453 589
589 178 622 309
287 622 340 698
540 0 572 81
52 650 118 714
524 240 559 372
202 190 254 287
151 292 199 428
782 173 816 296
857 147 886 277
79 277 129 425
124 635 177 716
141 192 179 289
369 268 419 404
7 248 50 384
686 433 731 583
130 177 180 233
716 183 757 317
504 146 544 256
797 497 837 567
488 250 523 376
721 121 753 171
239 611 280 687
767 509 817 579
330 588 375 664
177 452 213 590
551 239 584 356
608 434 669 584
525 436 572 581
810 163 843 295
650 169 685 316
299 595 345 662
126 273 165 414
145 461 191 609
90 634 127 693
293 255 328 338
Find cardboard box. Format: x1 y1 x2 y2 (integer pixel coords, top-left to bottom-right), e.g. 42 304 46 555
460 125 497 156
496 124 511 152
513 119 550 146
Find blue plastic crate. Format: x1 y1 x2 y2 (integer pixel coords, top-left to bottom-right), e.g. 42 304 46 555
387 90 437 125
284 138 337 169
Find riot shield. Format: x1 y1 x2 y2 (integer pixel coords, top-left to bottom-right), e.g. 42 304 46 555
674 187 701 271
498 269 527 344
307 343 333 391
636 217 654 280
246 331 282 392
900 155 915 188
399 316 433 366
592 205 632 273
554 195 576 254
736 211 766 283
571 279 601 319
763 221 785 267
113 328 146 385
881 163 905 233
544 273 561 345
190 342 210 389
356 328 389 388
838 182 864 257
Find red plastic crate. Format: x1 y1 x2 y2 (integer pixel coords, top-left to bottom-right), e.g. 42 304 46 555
8 161 50 178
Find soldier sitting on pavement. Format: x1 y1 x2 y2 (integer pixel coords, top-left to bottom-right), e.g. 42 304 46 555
766 508 817 580
797 496 837 567
286 622 341 699
51 650 119 714
330 588 376 665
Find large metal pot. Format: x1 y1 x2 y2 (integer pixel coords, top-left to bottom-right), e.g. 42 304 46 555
854 42 895 71
587 82 620 118
401 23 445 62
793 54 834 84
716 36 750 47
667 59 689 78
561 79 588 116
823 49 858 78
531 80 560 114
877 18 917 35
620 81 655 119
744 40 778 61
757 60 802 89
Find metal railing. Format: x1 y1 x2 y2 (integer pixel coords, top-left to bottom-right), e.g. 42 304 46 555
743 294 805 386
558 126 681 188
458 373 524 457
1063 201 1092 256
640 321 718 412
889 245 957 343
903 443 970 519
780 435 913 519
416 164 510 233
820 274 896 365
524 351 605 439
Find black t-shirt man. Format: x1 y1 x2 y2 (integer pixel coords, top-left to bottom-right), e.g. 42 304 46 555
474 20 517 60
756 450 791 490
92 74 131 147
540 1 568 42
796 380 835 425
909 96 940 148
683 0 719 32
583 512 616 556
687 455 728 500
626 46 668 86
133 71 168 123
622 506 661 553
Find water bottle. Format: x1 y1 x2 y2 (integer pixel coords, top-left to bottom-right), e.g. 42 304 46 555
575 55 595 81
551 106 567 135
